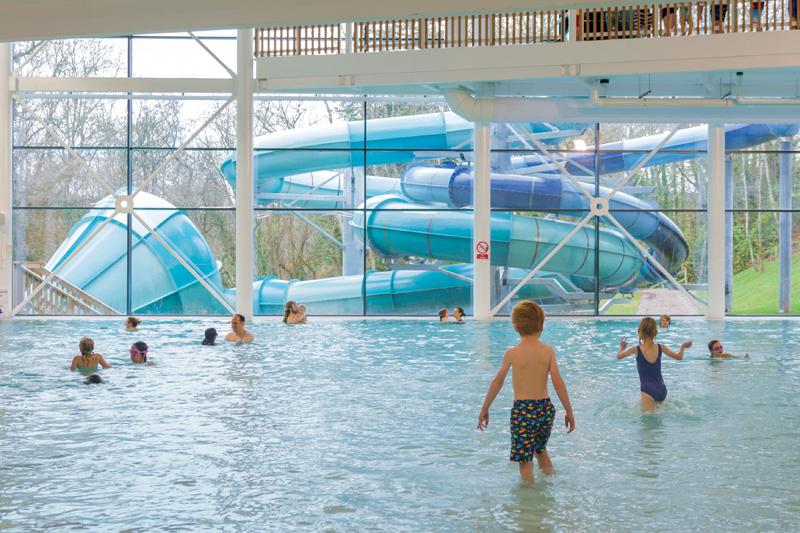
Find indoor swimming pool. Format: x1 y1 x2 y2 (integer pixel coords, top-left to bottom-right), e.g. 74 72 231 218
1 317 798 531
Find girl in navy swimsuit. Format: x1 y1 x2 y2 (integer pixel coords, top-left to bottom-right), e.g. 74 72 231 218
617 317 692 412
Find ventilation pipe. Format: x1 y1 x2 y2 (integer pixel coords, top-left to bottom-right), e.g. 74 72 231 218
442 86 800 124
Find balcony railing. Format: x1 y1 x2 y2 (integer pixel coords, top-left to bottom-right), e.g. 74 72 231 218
255 0 799 57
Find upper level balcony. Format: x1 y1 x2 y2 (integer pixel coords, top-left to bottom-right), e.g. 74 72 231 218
254 0 800 103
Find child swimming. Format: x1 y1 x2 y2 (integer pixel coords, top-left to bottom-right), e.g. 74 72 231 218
707 340 750 359
125 316 141 331
477 301 575 484
70 337 111 373
617 317 692 412
129 341 155 366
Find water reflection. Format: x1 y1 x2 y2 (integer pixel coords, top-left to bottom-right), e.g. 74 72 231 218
632 414 665 479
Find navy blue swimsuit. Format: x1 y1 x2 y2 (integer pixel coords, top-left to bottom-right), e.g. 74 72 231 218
636 344 667 402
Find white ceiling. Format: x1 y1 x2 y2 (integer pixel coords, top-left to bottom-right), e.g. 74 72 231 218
0 1 656 42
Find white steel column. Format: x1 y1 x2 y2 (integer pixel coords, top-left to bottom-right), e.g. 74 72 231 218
0 44 11 318
707 124 726 319
779 139 792 313
473 122 491 320
236 29 254 319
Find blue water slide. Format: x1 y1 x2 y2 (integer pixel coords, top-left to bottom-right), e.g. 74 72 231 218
510 124 800 176
45 192 228 315
351 195 643 287
401 166 687 275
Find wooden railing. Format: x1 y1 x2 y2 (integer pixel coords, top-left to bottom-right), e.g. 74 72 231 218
255 0 799 57
578 0 800 40
15 262 118 315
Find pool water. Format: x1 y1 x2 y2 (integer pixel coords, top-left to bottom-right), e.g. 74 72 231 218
1 318 798 531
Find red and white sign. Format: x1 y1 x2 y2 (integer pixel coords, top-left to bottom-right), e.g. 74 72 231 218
475 240 489 260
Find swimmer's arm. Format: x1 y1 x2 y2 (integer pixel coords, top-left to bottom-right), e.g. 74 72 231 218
662 340 692 360
69 356 79 371
97 354 111 369
477 351 511 430
549 351 575 432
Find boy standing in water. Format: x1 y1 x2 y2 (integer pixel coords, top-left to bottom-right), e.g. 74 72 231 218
477 301 575 484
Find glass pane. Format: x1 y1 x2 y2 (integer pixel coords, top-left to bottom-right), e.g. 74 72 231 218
13 148 127 207
131 208 235 315
132 37 236 78
254 210 352 315
13 98 127 148
602 211 706 316
366 101 468 152
12 39 127 77
732 148 799 211
12 207 126 316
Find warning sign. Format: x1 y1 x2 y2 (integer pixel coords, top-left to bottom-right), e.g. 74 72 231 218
475 240 489 260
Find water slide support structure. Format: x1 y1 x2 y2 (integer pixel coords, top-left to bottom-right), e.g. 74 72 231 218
236 29 254 320
473 122 491 319
0 44 10 318
780 139 793 313
708 125 726 319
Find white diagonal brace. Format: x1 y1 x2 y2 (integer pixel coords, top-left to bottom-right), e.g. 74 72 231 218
605 212 704 310
13 209 119 315
491 211 594 316
133 96 234 198
132 210 235 314
607 124 684 199
188 31 236 78
13 95 117 196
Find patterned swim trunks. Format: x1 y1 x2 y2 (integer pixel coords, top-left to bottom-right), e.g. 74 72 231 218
509 398 555 462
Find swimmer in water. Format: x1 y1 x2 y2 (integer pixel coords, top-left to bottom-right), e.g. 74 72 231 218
225 313 254 343
707 340 749 359
202 327 218 346
282 301 307 324
438 308 449 322
617 317 692 412
125 316 141 331
453 307 465 323
659 314 671 328
130 341 155 366
85 374 103 384
477 301 575 484
70 337 110 373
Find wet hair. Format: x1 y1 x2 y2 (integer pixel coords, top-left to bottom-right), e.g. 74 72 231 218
438 308 448 321
202 327 218 346
79 337 94 356
85 374 103 384
708 340 721 352
659 314 671 326
131 341 149 363
283 301 296 324
234 313 246 325
638 317 658 341
455 307 465 317
511 301 544 336
126 316 141 328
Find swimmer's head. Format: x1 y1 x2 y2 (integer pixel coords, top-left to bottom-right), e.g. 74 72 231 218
708 340 723 353
130 341 149 363
231 313 246 328
659 314 671 327
79 337 94 356
438 308 449 322
202 327 218 345
453 307 465 321
126 316 141 329
512 300 544 336
85 374 103 384
638 317 658 341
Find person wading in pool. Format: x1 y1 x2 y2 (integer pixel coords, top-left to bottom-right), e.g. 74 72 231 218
70 337 111 373
707 340 750 360
282 301 307 324
225 313 254 343
477 301 575 484
452 307 465 323
617 317 692 412
129 341 155 366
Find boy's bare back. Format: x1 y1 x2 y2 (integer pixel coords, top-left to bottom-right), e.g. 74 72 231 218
508 337 553 401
